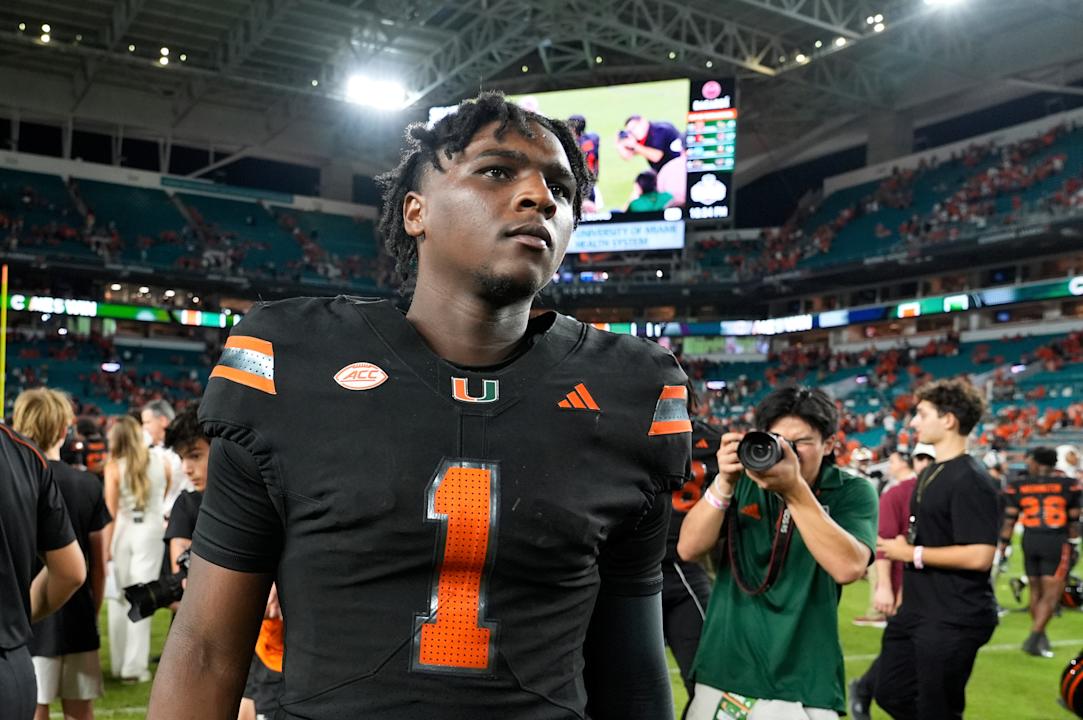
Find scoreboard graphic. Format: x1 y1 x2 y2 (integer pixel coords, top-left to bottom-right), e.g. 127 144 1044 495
685 78 737 221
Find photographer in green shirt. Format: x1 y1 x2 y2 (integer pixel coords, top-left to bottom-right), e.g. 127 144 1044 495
678 386 878 720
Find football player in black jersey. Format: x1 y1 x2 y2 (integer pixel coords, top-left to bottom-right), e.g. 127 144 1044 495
663 382 719 707
1001 446 1082 657
149 92 692 720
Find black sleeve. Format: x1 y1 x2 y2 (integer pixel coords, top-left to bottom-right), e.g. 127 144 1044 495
164 493 198 543
596 490 669 597
583 592 672 720
37 463 75 552
951 466 1000 546
89 479 112 532
191 438 282 574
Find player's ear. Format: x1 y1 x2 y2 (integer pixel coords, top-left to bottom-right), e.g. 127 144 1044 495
403 190 425 239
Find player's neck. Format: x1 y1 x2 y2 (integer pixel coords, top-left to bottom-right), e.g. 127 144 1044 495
407 285 532 367
932 435 967 463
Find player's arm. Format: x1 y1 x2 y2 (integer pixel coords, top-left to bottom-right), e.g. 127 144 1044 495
88 529 108 615
677 431 743 561
149 437 283 718
148 557 271 719
878 540 996 571
30 541 86 622
584 492 672 720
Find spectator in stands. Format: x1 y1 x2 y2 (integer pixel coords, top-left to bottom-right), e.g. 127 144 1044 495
849 444 935 720
14 388 112 720
0 422 85 720
875 380 1000 720
103 415 172 684
679 387 877 720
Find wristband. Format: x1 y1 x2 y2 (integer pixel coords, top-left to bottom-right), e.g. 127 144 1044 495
710 474 735 500
913 545 925 570
703 485 730 511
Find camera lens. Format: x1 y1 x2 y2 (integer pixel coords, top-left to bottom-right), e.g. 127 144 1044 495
738 431 785 472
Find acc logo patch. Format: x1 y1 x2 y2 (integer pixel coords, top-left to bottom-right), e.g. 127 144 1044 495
334 362 388 391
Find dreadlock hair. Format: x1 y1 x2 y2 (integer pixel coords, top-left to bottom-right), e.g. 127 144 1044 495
376 91 593 285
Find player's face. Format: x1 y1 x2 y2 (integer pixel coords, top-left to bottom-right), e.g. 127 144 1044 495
766 415 834 486
179 439 210 492
406 121 576 306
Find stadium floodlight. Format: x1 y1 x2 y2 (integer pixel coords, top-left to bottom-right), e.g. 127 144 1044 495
18 23 26 31
521 65 529 73
40 33 49 43
160 47 169 56
924 0 964 5
874 22 885 32
874 13 884 22
164 289 176 298
345 74 407 110
138 286 149 294
705 60 713 68
834 37 847 47
41 23 50 33
179 53 187 62
128 44 136 52
159 56 168 65
110 283 121 291
58 328 68 336
192 296 200 304
796 53 808 64
594 55 603 64
814 40 823 48
311 79 318 86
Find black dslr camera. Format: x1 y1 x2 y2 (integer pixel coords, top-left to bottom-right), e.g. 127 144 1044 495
737 431 798 472
124 549 190 622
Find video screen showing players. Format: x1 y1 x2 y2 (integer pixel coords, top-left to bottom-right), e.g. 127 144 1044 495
507 80 690 223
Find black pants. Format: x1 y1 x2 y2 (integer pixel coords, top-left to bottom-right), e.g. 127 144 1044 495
0 645 36 720
661 559 711 699
874 613 995 720
853 654 880 702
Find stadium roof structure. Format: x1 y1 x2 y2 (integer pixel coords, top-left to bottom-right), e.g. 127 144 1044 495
1 0 1082 182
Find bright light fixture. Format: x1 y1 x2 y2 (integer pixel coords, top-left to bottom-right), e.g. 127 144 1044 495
164 289 176 298
18 22 26 31
875 13 884 22
160 47 169 56
594 55 603 64
58 328 68 336
110 283 122 291
344 74 407 110
656 270 664 278
866 15 875 24
128 44 136 52
814 40 823 48
311 79 318 86
40 33 50 43
521 64 529 72
874 22 885 32
139 286 149 294
179 53 187 61
834 37 847 47
796 53 808 63
192 296 200 304
159 56 169 65
41 23 51 33
667 51 676 59
924 0 964 5
705 60 713 68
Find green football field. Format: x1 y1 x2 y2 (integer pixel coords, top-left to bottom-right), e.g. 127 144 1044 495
508 80 688 215
55 551 1082 718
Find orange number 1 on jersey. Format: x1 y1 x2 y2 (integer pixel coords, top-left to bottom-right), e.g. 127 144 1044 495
412 459 500 674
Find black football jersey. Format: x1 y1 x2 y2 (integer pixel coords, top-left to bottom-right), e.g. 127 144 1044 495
192 297 691 719
1005 474 1081 534
665 419 721 561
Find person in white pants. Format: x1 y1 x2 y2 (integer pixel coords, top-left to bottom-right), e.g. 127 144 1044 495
103 415 171 683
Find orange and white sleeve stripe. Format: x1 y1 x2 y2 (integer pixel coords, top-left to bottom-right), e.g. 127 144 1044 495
210 335 277 395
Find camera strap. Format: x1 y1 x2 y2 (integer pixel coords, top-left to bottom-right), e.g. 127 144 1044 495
726 482 822 596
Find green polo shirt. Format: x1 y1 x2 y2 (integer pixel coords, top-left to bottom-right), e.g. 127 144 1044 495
691 464 878 712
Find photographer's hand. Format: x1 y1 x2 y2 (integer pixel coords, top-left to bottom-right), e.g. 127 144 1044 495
714 432 746 496
745 440 803 497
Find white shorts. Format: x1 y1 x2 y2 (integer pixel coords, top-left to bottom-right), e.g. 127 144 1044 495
686 683 840 720
32 651 104 703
